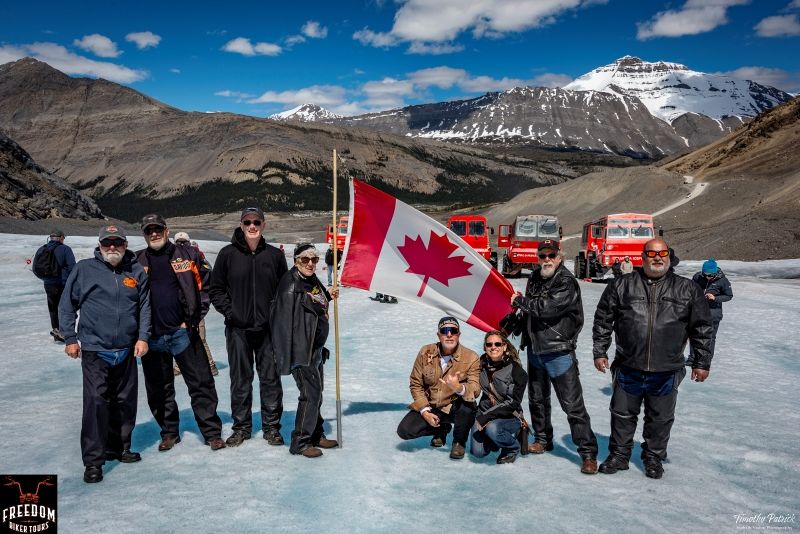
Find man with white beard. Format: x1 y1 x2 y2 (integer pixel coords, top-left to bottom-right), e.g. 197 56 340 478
510 239 599 474
135 214 225 453
59 225 151 483
592 238 712 479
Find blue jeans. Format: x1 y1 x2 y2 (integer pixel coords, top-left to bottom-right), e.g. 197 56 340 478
149 328 190 356
470 418 521 458
527 349 573 378
615 366 675 397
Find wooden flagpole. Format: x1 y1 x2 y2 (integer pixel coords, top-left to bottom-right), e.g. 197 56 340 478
332 149 343 448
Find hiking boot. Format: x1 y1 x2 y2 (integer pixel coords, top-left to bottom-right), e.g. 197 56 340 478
263 429 285 446
581 457 599 475
83 465 103 483
644 457 664 479
158 435 181 452
205 437 226 451
225 431 251 447
497 453 517 464
314 436 338 449
599 454 630 474
209 361 219 377
430 436 445 448
105 449 141 463
449 442 465 460
50 329 64 342
299 447 323 458
528 442 553 454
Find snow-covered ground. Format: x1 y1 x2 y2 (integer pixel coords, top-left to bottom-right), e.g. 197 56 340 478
1 234 798 533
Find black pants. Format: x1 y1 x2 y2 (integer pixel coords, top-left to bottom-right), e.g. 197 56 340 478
608 367 685 461
528 354 598 459
44 283 63 330
141 331 222 440
225 326 283 434
81 350 138 467
289 348 325 454
397 398 476 446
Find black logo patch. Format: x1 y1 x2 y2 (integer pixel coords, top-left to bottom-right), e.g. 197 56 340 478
1 475 57 533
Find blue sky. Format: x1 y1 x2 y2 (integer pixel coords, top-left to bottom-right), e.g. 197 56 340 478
1 0 798 116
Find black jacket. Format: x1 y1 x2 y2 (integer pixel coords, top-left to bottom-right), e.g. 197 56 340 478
271 267 331 376
692 270 733 321
513 264 583 355
476 355 528 427
209 228 288 331
593 270 713 371
135 241 211 328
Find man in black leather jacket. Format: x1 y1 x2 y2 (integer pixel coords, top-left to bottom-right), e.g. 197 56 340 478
511 239 599 475
593 238 712 479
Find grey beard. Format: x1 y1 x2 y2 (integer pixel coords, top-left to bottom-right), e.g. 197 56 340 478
541 265 556 279
148 238 166 251
102 250 123 266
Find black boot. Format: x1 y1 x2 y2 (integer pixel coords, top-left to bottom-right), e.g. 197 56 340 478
599 454 630 474
643 456 664 479
83 465 103 483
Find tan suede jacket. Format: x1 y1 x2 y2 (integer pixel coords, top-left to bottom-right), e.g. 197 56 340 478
408 342 481 413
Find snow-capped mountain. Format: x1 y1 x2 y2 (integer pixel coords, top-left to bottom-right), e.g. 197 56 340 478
564 56 793 124
269 103 342 122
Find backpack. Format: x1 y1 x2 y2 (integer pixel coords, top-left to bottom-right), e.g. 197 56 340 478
33 244 61 279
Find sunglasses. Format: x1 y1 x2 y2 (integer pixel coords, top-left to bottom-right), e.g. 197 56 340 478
100 239 126 248
143 225 165 235
242 220 262 227
538 252 558 260
439 327 460 336
298 256 320 265
485 341 505 348
643 250 670 258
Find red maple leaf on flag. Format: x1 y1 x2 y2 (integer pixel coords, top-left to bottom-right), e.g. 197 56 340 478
397 231 473 297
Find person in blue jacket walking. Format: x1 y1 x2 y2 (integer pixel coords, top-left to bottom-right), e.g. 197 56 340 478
32 229 75 341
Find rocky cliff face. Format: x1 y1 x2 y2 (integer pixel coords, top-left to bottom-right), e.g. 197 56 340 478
0 130 103 220
0 58 565 222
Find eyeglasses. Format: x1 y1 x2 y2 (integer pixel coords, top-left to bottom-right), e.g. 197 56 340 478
143 225 165 235
439 327 460 336
242 220 262 227
538 253 558 260
298 256 320 265
485 341 505 348
643 250 670 258
100 239 126 248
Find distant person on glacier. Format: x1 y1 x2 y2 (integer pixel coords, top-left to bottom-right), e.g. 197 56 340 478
688 259 733 365
31 229 75 342
396 316 479 460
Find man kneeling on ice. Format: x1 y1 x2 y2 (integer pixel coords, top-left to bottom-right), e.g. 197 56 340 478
396 316 480 460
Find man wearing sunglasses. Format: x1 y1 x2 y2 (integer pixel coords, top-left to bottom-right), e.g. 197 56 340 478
397 316 480 460
209 207 288 448
59 225 151 483
135 214 225 453
593 238 713 479
510 239 599 474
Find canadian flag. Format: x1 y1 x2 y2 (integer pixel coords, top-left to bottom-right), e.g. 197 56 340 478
340 179 514 332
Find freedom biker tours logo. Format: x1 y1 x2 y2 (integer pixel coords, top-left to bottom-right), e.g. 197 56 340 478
1 475 57 533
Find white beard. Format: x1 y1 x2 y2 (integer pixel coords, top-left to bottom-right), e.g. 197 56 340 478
148 237 167 251
102 250 123 266
644 262 669 278
541 264 556 279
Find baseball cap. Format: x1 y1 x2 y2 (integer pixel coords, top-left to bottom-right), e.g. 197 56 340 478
537 239 560 252
240 207 265 221
293 243 318 259
174 231 191 243
438 316 459 330
49 229 65 238
141 213 167 230
99 225 127 241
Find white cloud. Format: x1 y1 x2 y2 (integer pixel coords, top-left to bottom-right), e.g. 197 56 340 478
637 0 749 40
73 33 121 58
215 89 256 99
285 35 306 46
302 21 328 39
717 66 800 91
222 37 282 56
531 73 574 88
361 77 417 109
0 42 146 83
406 66 571 92
408 66 468 89
354 0 605 54
248 85 347 106
126 31 161 49
755 14 800 37
789 0 800 9
170 68 181 74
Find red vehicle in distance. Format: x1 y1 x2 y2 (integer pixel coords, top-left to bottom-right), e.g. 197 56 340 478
447 215 496 268
574 213 658 280
498 215 562 278
325 215 349 251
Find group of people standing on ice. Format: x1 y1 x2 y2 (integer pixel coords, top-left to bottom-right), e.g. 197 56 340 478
33 216 732 483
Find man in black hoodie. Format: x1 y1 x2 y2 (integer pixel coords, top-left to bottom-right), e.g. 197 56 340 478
136 214 225 453
209 207 288 447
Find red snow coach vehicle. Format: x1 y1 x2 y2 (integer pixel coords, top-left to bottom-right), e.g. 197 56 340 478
447 215 496 267
574 213 658 280
498 215 562 278
325 215 349 251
